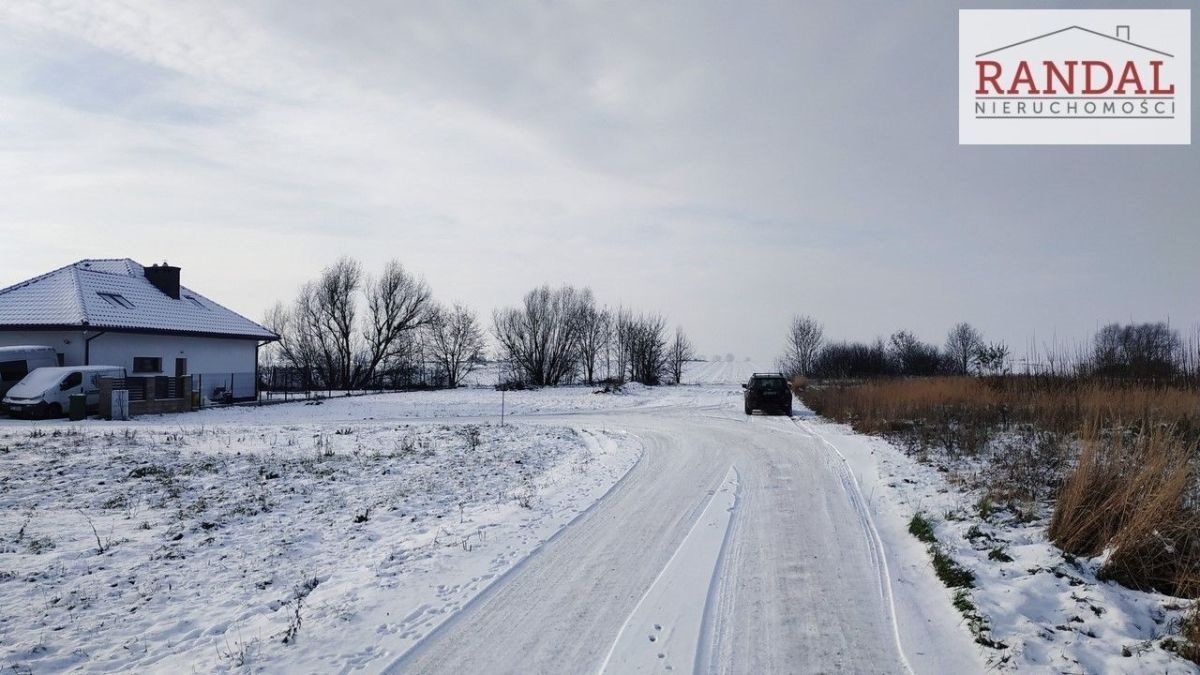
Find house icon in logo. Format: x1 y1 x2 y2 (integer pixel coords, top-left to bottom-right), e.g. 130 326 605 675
976 24 1175 59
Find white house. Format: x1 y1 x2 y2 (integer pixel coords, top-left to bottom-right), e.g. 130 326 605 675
0 259 277 401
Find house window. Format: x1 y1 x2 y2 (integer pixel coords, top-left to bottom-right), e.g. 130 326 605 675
97 292 135 309
184 295 207 309
133 357 162 373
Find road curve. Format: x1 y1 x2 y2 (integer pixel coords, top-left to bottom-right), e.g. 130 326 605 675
385 405 968 674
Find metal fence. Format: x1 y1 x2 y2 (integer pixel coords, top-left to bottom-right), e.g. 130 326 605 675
194 372 257 405
258 364 448 395
106 378 145 402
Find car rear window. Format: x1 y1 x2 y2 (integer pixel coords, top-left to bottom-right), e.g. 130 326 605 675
753 377 786 389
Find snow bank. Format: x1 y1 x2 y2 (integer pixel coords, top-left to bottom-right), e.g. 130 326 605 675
800 415 1199 673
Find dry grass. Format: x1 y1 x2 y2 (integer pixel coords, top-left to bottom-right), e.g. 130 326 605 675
798 376 1200 600
1048 422 1199 597
800 376 1200 442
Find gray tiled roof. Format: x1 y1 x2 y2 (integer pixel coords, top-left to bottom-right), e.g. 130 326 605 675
0 259 277 340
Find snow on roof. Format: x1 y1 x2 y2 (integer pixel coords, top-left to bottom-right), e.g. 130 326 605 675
0 259 277 340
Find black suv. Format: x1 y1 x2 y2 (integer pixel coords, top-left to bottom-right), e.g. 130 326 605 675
742 372 793 416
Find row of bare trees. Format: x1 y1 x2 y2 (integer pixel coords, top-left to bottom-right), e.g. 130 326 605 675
493 285 695 386
262 259 697 390
263 257 485 390
779 315 1198 382
778 316 1010 379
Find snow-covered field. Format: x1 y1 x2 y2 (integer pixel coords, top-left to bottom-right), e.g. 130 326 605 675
0 419 638 673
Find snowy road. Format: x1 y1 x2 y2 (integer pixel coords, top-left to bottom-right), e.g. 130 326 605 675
386 399 982 674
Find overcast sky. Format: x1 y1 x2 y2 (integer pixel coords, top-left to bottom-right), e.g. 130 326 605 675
1 1 1196 362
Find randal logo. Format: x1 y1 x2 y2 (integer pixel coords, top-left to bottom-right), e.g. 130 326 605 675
959 10 1190 145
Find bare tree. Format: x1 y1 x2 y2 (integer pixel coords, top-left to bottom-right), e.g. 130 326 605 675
425 303 486 388
945 322 983 375
263 300 323 390
610 307 635 384
973 341 1010 376
627 313 669 385
313 257 362 388
667 326 695 384
1092 322 1182 379
779 315 824 377
261 301 290 367
266 257 437 391
493 285 588 386
890 330 943 376
575 293 610 385
289 280 341 389
360 260 433 387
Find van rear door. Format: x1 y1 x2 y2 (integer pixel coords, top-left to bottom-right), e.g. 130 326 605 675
0 360 29 398
1 360 28 383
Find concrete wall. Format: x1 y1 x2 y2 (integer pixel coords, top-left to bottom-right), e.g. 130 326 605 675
87 333 257 399
0 330 259 400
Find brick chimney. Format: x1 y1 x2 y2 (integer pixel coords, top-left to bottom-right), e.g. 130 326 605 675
143 262 181 299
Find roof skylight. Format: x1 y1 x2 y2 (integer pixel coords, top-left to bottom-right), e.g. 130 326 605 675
97 292 134 309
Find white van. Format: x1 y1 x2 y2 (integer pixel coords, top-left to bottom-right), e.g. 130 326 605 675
0 346 59 399
3 366 126 419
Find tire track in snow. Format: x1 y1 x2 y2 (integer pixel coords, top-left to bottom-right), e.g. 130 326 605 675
382 428 646 673
790 419 916 675
598 466 740 675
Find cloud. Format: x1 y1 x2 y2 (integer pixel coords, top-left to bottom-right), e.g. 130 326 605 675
0 1 1196 360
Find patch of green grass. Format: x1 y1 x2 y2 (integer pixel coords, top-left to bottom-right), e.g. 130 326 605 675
907 510 1004 650
952 588 975 613
988 547 1013 563
954 589 1009 651
908 512 937 544
931 546 975 588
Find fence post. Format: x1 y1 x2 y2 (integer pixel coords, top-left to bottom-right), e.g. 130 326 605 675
182 375 193 411
98 378 113 421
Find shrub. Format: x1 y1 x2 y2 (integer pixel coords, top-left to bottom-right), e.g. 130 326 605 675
1048 422 1199 597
